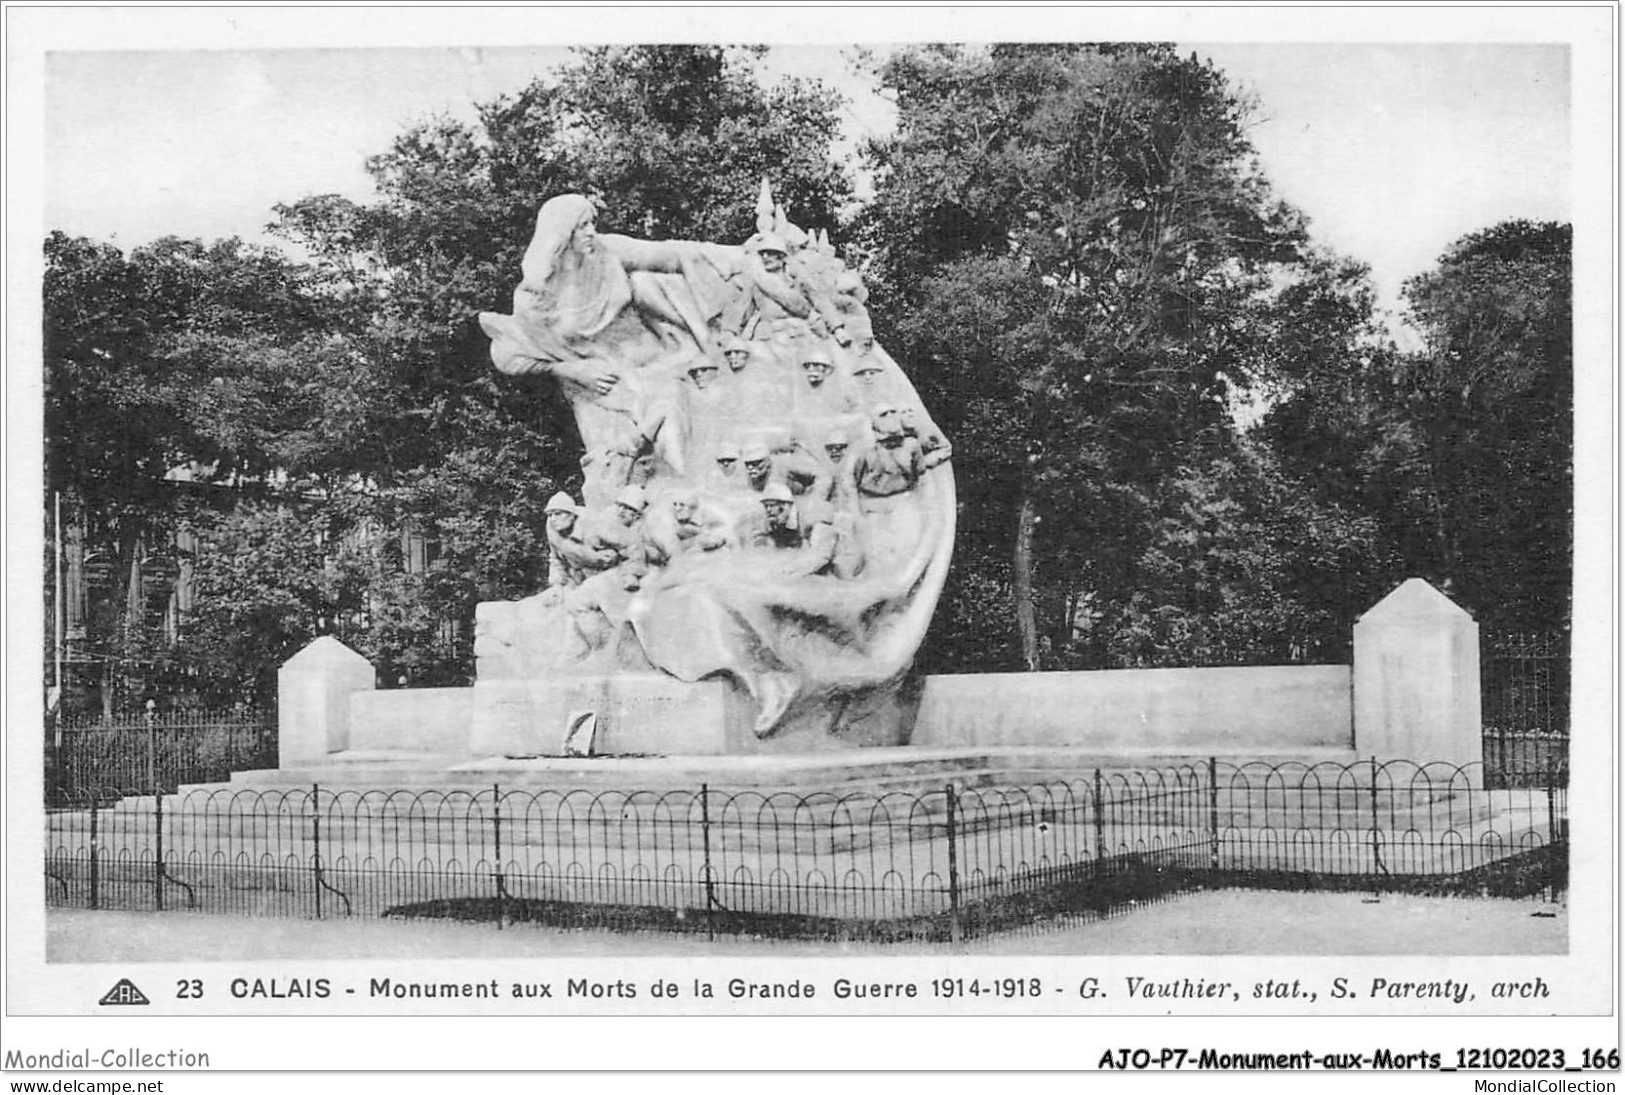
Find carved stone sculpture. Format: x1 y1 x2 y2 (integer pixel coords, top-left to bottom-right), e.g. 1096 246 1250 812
476 184 955 748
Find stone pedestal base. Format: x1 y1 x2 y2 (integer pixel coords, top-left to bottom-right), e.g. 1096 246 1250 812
469 674 753 757
277 637 375 764
1353 578 1484 773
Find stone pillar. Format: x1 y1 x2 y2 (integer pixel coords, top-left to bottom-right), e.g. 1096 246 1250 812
1353 579 1484 770
278 637 375 765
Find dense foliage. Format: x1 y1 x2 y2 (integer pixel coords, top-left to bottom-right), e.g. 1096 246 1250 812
864 44 1396 670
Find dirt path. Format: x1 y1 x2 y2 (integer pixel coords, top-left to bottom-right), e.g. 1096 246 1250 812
45 889 1565 961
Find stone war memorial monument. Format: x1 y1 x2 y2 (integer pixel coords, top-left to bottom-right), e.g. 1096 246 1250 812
270 184 1482 789
473 183 955 756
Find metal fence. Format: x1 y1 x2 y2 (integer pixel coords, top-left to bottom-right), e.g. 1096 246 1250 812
1481 630 1570 788
46 710 277 806
44 760 1566 942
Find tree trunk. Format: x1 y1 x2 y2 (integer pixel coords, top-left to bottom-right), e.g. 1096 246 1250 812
1422 441 1459 593
99 528 143 719
1013 491 1040 672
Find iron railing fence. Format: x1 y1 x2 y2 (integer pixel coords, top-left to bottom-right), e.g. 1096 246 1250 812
46 710 277 805
1481 629 1570 788
44 760 1566 942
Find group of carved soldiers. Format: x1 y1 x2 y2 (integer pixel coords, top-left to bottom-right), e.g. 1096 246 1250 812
545 394 950 602
538 216 955 661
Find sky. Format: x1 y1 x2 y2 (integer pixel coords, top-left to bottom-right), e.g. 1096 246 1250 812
21 9 1596 331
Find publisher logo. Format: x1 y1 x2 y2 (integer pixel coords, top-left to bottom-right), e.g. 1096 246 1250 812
98 978 150 1006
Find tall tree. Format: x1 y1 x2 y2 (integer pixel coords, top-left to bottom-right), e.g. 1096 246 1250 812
44 231 329 710
1398 221 1572 628
1256 222 1572 634
862 44 1321 669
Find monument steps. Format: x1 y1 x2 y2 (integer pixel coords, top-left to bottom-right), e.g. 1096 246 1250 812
210 745 1368 795
85 745 1519 836
70 790 1546 875
65 743 1547 882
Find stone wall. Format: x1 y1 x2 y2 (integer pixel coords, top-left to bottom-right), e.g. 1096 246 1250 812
909 665 1353 753
276 578 1483 767
348 687 474 756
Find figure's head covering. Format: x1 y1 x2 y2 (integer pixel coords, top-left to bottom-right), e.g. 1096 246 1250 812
688 359 719 376
529 195 599 282
825 428 849 446
753 232 788 255
801 349 833 369
722 335 750 355
614 484 648 512
544 491 579 514
741 441 770 463
761 482 794 504
715 441 742 460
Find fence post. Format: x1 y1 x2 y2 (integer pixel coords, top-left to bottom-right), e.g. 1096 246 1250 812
153 788 164 912
492 783 505 931
48 721 61 806
1368 757 1386 884
1092 768 1107 866
1545 764 1561 901
699 783 715 941
944 782 961 944
88 794 100 911
1207 756 1220 872
1545 763 1560 846
311 783 323 921
145 705 157 794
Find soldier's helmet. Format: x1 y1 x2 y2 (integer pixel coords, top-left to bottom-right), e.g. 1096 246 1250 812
614 484 649 513
872 406 905 437
753 232 788 256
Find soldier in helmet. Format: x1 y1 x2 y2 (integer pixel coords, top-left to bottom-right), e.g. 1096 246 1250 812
739 440 775 494
752 482 803 550
587 484 652 585
542 492 617 604
744 430 832 501
755 233 790 275
564 484 654 658
796 345 858 416
801 349 834 390
823 428 852 466
748 483 854 579
721 335 750 373
716 331 790 417
899 404 954 470
852 358 888 397
678 353 731 458
725 233 820 359
844 313 895 402
821 426 862 513
710 439 744 490
686 357 721 391
856 405 924 497
644 489 730 567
